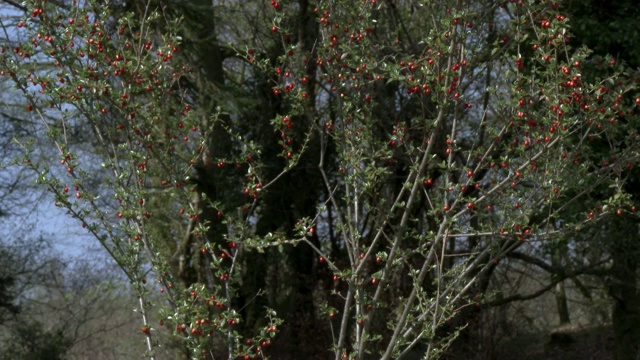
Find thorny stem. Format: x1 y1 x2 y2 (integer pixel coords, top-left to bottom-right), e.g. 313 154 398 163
135 274 155 360
364 25 458 359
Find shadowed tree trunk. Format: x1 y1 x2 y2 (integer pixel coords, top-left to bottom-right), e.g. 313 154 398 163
610 219 640 360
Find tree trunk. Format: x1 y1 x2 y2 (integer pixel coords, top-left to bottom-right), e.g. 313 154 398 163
551 243 570 325
610 219 640 360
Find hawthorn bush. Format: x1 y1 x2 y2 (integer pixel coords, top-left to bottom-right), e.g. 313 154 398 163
2 0 640 359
